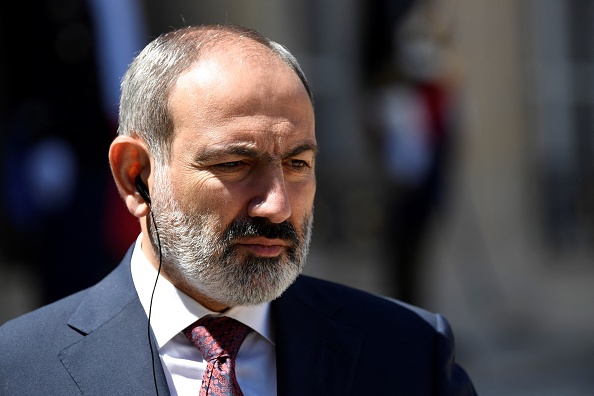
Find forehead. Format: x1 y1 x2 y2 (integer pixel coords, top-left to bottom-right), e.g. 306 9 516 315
174 42 309 112
167 41 315 153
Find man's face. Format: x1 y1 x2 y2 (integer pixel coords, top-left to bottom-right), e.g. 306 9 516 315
148 44 316 309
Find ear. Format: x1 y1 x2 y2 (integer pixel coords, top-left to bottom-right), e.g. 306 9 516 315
109 136 152 218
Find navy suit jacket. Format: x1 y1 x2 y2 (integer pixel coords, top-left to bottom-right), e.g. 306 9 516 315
0 245 476 395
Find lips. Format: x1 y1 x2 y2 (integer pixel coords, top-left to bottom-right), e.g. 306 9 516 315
234 237 290 257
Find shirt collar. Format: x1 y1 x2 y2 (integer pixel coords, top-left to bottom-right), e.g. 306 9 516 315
130 234 275 349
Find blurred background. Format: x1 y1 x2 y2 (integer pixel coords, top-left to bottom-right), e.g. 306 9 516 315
1 0 593 394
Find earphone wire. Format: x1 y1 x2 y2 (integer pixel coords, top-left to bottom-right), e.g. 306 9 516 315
147 206 162 396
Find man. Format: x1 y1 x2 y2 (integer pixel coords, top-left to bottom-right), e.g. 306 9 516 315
0 25 476 395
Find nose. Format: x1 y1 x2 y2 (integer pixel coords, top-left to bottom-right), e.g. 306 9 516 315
247 168 292 224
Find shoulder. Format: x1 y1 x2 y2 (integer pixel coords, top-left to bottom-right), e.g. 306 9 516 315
0 249 139 393
0 289 89 392
0 246 134 354
1 246 135 336
0 246 133 336
276 276 477 395
281 275 456 352
290 275 445 328
0 289 87 343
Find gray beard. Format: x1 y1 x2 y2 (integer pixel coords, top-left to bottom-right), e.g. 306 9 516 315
147 170 312 307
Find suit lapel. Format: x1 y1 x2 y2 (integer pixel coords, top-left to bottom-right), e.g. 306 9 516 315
59 247 170 395
272 276 363 396
57 252 362 395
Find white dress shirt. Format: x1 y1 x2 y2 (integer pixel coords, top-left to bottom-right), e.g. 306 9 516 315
130 234 277 396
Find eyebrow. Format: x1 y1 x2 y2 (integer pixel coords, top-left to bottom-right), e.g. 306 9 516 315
283 142 318 159
196 141 318 162
196 144 260 162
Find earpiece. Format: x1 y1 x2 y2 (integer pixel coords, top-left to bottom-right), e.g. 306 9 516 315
135 175 151 204
135 172 161 395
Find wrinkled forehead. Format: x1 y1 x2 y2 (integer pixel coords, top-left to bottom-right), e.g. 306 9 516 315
164 31 315 159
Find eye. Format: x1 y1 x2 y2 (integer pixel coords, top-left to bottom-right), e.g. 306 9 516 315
285 159 314 173
213 161 244 171
290 159 307 168
220 161 241 167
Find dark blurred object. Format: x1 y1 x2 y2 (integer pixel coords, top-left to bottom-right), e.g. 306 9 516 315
364 0 462 305
0 0 128 304
361 0 417 84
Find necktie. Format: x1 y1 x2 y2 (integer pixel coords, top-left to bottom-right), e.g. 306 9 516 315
183 316 251 396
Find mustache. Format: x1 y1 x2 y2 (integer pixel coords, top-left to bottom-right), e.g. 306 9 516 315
223 217 300 245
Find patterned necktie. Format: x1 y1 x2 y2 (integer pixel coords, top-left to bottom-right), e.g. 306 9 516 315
183 316 251 396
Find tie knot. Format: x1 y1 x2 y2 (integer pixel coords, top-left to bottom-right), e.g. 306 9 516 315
184 316 251 362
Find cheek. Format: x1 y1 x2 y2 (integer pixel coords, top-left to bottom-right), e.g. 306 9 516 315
289 180 316 218
173 174 247 223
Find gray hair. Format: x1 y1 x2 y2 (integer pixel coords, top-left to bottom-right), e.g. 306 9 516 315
117 24 313 164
